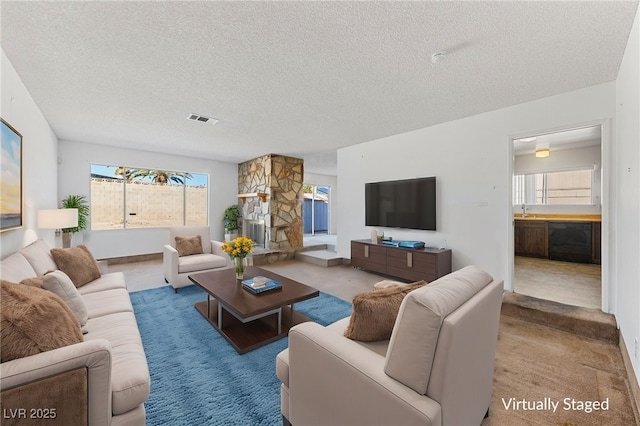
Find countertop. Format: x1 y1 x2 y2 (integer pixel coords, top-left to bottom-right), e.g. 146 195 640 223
514 214 601 222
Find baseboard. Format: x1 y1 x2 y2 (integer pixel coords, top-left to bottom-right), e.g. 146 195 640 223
101 252 162 265
620 333 640 424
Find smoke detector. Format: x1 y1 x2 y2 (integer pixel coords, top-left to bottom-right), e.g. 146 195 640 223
187 114 219 125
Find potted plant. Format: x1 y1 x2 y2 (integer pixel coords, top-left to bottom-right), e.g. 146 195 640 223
223 205 241 241
61 195 89 248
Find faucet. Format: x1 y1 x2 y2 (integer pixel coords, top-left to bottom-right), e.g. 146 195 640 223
521 203 527 218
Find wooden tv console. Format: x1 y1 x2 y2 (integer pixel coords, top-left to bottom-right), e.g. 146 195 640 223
350 240 452 283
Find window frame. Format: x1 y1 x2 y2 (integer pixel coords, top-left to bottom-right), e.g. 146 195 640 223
513 166 596 206
90 164 209 230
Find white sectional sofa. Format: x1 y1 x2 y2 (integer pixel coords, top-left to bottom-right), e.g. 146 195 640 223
0 240 150 426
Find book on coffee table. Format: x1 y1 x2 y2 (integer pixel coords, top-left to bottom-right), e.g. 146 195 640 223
242 277 282 294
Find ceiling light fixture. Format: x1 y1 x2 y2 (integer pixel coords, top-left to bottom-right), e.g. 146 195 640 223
535 148 550 158
431 52 446 64
187 113 219 125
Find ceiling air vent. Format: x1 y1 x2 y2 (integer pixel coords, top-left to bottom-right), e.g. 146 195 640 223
187 114 219 125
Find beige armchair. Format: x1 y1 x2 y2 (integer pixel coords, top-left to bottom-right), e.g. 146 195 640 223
276 266 504 426
163 226 232 292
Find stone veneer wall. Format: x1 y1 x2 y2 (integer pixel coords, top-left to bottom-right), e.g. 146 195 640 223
238 154 304 251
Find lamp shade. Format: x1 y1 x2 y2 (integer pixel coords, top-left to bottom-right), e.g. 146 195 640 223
38 209 78 229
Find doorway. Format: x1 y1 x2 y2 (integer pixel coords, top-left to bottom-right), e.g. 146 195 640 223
511 124 604 310
303 185 330 236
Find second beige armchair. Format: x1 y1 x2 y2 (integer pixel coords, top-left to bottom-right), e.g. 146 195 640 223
163 226 232 292
276 265 504 426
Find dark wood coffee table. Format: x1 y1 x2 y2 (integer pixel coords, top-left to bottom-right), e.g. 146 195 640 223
189 266 319 354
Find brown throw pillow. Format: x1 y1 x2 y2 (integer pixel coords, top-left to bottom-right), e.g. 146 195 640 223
20 276 45 288
175 235 204 257
50 245 102 288
1 280 83 363
344 281 427 342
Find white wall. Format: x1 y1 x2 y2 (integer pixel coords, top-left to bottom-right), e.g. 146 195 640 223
337 82 616 287
304 172 338 235
615 6 640 389
57 140 238 259
0 50 59 259
514 144 603 215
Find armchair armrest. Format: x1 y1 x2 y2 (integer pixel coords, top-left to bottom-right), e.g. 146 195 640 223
211 240 233 267
286 322 441 426
163 244 179 283
1 339 113 426
96 260 108 274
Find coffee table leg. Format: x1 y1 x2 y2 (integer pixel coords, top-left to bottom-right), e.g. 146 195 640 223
218 304 223 330
277 309 282 334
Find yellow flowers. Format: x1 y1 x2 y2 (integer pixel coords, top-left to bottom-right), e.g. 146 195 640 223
221 236 254 259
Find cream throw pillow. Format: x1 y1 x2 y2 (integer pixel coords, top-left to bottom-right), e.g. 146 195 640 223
43 270 89 334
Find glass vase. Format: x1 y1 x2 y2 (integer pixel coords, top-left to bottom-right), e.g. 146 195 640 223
234 257 245 280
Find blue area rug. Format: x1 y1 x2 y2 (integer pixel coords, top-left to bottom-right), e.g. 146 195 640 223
130 285 352 426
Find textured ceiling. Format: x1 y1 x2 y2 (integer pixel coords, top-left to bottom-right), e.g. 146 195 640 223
1 1 637 175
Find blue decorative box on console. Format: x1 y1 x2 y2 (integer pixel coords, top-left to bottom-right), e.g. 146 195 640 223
398 241 426 249
381 240 425 249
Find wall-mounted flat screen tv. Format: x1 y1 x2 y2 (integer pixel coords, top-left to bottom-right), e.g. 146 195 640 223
365 177 436 231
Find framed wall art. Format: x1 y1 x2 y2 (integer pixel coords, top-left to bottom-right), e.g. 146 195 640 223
1 118 23 231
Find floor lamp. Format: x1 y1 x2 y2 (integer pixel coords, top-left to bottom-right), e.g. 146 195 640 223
38 209 78 248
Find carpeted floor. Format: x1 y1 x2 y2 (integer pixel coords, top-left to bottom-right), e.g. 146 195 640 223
130 285 351 426
484 313 637 426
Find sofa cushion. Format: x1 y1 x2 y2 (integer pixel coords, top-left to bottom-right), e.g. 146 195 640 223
0 252 37 283
51 245 102 287
43 270 90 333
19 239 58 276
83 289 134 318
0 280 83 362
328 317 390 357
344 281 426 342
384 266 493 394
175 235 204 257
77 272 127 295
84 312 150 415
178 253 228 273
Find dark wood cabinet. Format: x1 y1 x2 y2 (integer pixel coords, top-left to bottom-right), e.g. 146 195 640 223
592 222 601 264
514 219 601 264
514 220 549 258
350 240 451 283
350 241 387 275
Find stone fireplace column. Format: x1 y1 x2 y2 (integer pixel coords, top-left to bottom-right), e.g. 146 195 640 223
238 154 303 251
